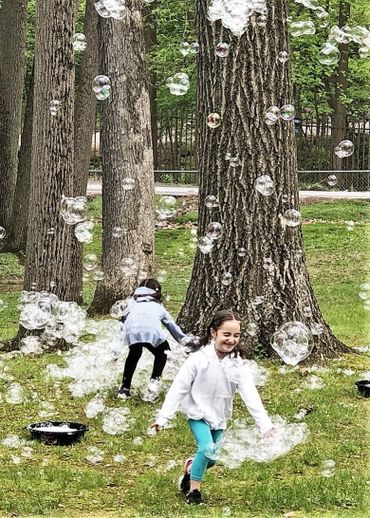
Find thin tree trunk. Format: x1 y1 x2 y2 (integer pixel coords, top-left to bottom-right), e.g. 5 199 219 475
89 0 155 315
0 0 27 232
177 1 349 361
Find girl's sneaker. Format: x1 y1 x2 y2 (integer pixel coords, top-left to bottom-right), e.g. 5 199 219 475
118 386 130 399
185 489 202 505
179 457 193 494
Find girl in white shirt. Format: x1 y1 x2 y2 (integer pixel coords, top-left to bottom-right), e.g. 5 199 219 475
151 309 273 505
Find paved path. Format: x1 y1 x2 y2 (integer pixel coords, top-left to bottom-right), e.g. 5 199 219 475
87 181 370 199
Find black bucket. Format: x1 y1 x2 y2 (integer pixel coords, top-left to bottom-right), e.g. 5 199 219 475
27 421 89 445
355 380 370 398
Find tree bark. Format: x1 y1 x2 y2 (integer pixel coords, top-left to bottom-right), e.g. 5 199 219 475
4 65 34 255
89 0 155 315
23 0 77 301
0 0 27 232
177 1 349 361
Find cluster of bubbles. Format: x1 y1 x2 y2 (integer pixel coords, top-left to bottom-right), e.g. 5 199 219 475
334 140 354 158
207 0 267 37
60 195 88 225
92 75 111 100
359 283 370 311
166 73 190 96
94 0 126 20
265 104 295 126
205 415 309 466
19 290 86 345
73 33 86 52
321 25 370 65
271 321 314 365
20 336 43 355
49 100 60 117
179 41 199 56
103 407 134 435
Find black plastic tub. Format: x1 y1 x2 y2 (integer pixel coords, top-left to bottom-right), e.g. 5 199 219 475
355 380 370 398
27 421 89 445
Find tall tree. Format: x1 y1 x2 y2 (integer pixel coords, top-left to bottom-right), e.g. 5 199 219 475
0 0 28 232
23 0 78 301
89 0 155 315
177 1 349 360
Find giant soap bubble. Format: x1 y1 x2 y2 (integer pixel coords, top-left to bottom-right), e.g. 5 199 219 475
271 321 314 365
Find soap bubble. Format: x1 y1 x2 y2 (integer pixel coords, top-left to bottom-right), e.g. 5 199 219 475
110 299 129 318
283 209 301 227
5 383 25 404
20 336 43 355
216 42 230 57
327 175 337 187
207 222 222 240
303 375 325 390
2 435 22 448
75 221 94 243
334 140 354 158
166 73 190 96
50 99 60 116
190 42 200 54
289 20 315 37
345 220 355 231
320 459 336 477
318 43 340 65
0 299 7 312
265 106 280 125
120 257 137 276
359 283 370 301
38 401 56 418
198 236 214 254
85 396 106 418
179 42 190 56
93 270 104 281
83 254 98 271
257 14 267 27
237 247 246 257
280 104 295 121
229 156 239 167
208 0 267 37
156 196 177 220
60 195 87 225
207 113 221 128
157 269 167 283
73 33 87 51
221 272 233 286
92 75 111 100
0 226 6 239
94 0 126 20
310 322 324 335
278 50 289 63
113 454 127 463
102 407 134 435
271 321 314 365
86 446 104 464
205 195 220 209
255 175 274 196
122 177 136 191
246 322 259 337
112 227 124 238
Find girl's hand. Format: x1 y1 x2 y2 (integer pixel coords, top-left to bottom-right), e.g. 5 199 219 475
150 423 162 433
262 428 276 440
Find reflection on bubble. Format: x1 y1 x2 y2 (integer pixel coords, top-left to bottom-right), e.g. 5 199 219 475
60 196 87 225
327 175 337 187
289 20 315 37
120 257 137 276
265 106 280 125
216 42 230 57
122 177 135 191
50 99 60 116
207 113 221 128
83 254 98 271
283 209 301 227
75 221 94 243
221 272 233 286
0 226 6 239
205 195 220 209
94 0 126 20
207 222 222 240
334 140 354 158
166 73 190 96
278 50 289 63
271 321 314 365
92 75 111 100
237 247 246 257
73 33 87 52
280 104 295 121
198 236 214 254
179 42 190 56
156 196 177 220
319 43 340 65
255 175 274 196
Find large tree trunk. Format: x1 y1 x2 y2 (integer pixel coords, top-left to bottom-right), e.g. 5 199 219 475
0 0 27 232
177 1 349 361
23 0 77 300
4 66 34 255
71 0 99 303
89 0 155 315
330 1 350 175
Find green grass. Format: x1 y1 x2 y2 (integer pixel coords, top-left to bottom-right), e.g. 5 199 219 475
0 200 369 516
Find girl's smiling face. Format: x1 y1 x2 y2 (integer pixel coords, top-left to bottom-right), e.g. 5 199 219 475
211 319 241 357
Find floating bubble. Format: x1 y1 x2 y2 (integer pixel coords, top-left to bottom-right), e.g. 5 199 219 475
157 269 167 283
60 195 87 225
265 106 280 125
103 407 134 435
320 459 336 477
283 209 301 227
246 322 259 337
47 227 55 235
120 257 137 276
190 42 200 54
207 222 222 240
208 0 267 37
73 33 87 51
50 99 60 116
94 0 126 20
278 50 289 63
289 20 315 37
0 226 6 239
112 226 124 238
5 383 25 404
237 247 246 257
113 453 127 463
85 396 106 418
345 220 355 231
229 156 239 167
92 75 111 100
179 42 190 56
303 375 325 390
122 177 135 191
257 14 267 27
198 236 214 254
75 220 94 243
166 72 190 96
216 42 230 57
20 336 43 355
0 299 7 312
255 175 274 196
38 401 56 418
310 322 324 335
280 104 295 121
318 43 340 66
359 283 370 301
221 272 233 286
156 196 177 220
334 140 354 158
271 321 314 365
86 446 104 464
2 435 22 448
252 295 264 306
205 195 220 209
207 112 221 128
93 270 104 281
326 175 337 187
83 254 98 271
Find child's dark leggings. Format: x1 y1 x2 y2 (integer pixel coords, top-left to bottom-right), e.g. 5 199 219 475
121 341 170 389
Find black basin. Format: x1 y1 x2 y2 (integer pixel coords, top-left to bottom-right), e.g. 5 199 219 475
27 421 89 445
355 380 370 398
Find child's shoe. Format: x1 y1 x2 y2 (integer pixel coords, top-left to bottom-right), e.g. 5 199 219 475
118 386 130 399
185 489 202 505
179 457 193 494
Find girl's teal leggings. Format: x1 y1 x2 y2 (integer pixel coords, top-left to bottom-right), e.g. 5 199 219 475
188 419 223 481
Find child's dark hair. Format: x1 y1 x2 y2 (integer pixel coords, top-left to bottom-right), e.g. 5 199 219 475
136 278 162 302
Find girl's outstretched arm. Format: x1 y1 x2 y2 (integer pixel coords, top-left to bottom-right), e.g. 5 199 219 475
237 366 273 434
161 308 188 343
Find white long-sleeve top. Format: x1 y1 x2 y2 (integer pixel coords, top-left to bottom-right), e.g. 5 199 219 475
156 343 273 432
